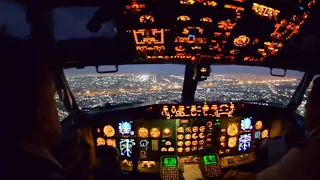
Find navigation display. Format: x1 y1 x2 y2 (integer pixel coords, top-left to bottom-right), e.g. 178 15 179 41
203 154 218 165
162 156 178 167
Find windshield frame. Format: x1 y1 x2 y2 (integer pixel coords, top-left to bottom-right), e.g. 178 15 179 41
62 63 308 111
63 64 187 110
193 65 306 107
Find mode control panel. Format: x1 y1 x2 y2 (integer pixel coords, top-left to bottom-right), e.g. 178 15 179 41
161 156 180 180
201 154 222 178
220 152 255 168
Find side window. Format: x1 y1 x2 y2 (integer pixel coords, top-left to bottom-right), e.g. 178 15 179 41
55 91 69 121
0 1 30 38
296 75 320 117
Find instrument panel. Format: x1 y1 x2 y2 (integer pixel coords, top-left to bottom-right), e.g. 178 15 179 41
121 0 316 65
93 102 274 175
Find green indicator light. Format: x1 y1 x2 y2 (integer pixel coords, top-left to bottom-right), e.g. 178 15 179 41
162 140 166 142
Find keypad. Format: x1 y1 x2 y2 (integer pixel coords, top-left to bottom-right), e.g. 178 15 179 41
204 164 221 177
162 167 179 180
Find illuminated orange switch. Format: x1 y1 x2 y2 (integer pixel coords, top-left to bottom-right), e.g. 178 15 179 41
252 3 280 21
203 1 217 6
218 20 236 31
133 29 165 45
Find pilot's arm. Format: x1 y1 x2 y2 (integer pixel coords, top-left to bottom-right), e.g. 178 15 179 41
224 147 302 180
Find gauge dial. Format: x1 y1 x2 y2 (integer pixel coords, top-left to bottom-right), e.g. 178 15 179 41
103 125 115 137
165 141 172 146
192 140 198 146
192 133 198 139
234 35 250 47
220 136 226 142
161 147 167 152
150 128 160 138
177 147 183 153
177 127 184 133
185 127 192 133
139 15 155 23
255 121 263 130
140 150 147 159
168 147 175 152
177 141 184 146
262 129 269 138
97 137 105 146
192 126 199 132
199 133 205 139
220 142 226 147
199 140 205 145
191 146 197 151
227 123 239 136
185 147 191 153
228 137 237 148
106 139 116 147
185 134 191 140
138 127 149 138
199 126 206 132
206 121 213 127
163 128 172 137
140 140 149 148
185 141 191 146
178 134 184 140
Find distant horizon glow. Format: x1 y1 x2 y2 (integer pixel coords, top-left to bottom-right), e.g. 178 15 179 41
64 64 305 78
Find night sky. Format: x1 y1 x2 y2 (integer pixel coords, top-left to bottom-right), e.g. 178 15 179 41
0 2 307 77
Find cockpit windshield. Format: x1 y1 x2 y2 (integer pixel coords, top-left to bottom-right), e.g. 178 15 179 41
65 65 304 109
195 65 304 106
64 65 185 109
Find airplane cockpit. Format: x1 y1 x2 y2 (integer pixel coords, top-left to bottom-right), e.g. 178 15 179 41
1 0 319 180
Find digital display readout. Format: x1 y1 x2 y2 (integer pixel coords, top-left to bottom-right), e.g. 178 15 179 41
162 156 178 167
203 154 218 165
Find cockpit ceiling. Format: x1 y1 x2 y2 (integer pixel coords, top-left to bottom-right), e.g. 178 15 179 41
24 0 319 72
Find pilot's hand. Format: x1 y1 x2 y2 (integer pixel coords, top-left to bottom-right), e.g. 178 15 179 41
224 170 237 180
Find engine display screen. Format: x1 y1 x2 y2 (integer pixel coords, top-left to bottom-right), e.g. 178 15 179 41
162 156 178 167
238 133 252 152
203 154 217 165
119 139 136 159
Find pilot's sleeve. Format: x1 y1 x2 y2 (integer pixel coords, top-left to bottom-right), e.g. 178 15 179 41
257 147 302 180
